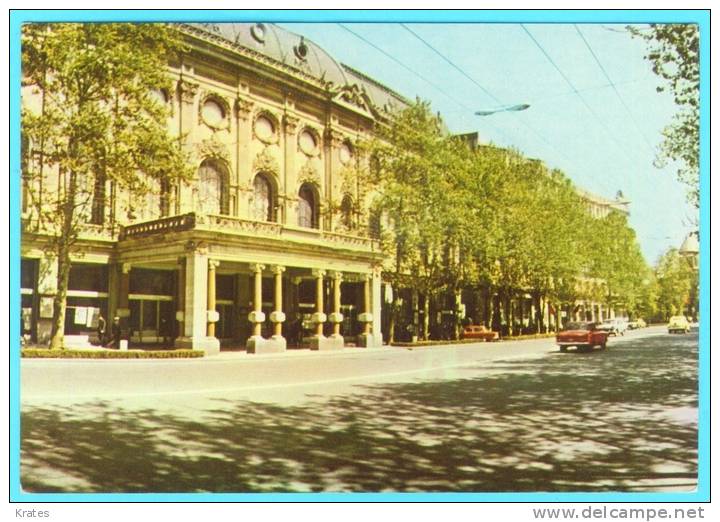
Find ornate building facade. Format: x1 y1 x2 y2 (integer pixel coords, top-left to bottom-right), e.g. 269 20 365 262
21 23 405 354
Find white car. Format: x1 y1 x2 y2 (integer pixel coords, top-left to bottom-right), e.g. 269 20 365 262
597 318 628 336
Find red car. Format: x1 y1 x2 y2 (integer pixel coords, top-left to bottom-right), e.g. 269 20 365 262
556 321 609 352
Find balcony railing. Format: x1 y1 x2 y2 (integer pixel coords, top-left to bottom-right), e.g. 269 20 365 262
119 213 196 240
119 212 378 252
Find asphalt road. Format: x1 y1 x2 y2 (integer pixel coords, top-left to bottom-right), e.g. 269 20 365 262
19 326 698 493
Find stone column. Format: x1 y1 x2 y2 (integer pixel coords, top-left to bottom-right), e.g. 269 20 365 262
114 263 132 346
175 246 219 354
266 265 287 352
327 271 344 349
372 268 383 346
176 257 186 340
206 260 219 338
314 270 325 336
358 273 376 348
117 263 131 320
309 269 331 350
246 264 267 353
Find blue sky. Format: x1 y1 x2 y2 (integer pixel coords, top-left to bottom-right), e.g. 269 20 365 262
280 22 698 265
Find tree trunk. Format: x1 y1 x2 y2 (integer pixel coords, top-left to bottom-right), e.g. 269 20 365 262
49 249 70 350
388 296 397 344
422 293 430 341
505 290 513 337
49 165 77 350
533 292 544 333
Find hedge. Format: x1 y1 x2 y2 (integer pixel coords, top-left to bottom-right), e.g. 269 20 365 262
390 332 557 348
21 348 205 359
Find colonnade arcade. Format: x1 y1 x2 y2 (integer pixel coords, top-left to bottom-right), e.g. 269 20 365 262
113 252 380 355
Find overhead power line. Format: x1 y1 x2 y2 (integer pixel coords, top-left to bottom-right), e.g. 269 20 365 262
397 23 601 189
573 24 657 156
520 23 646 170
337 23 517 146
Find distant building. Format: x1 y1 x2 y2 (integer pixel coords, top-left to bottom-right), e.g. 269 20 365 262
576 188 630 218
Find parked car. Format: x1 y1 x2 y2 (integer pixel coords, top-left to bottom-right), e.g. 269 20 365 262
668 315 690 334
556 321 609 352
597 318 627 336
461 324 500 342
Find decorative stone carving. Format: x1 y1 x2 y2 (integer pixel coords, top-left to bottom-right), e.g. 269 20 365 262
185 240 209 255
324 127 346 148
270 311 286 323
327 83 376 115
197 138 230 163
283 113 300 135
248 310 266 323
328 312 344 324
235 96 253 120
178 79 199 104
358 312 374 323
311 312 327 324
253 148 279 177
298 162 320 186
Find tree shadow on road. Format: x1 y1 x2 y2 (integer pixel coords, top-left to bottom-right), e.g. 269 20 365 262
21 334 698 493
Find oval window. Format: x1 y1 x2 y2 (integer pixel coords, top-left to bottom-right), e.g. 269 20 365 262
255 115 275 142
202 99 225 127
299 130 317 155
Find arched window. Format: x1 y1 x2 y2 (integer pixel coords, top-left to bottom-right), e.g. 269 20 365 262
298 183 318 229
340 194 354 230
197 160 228 215
250 173 275 222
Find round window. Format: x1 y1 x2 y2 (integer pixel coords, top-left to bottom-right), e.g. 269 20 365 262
299 130 317 155
202 99 225 127
339 143 353 164
251 23 266 43
254 115 275 142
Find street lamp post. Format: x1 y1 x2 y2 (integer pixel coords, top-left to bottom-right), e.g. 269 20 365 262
475 103 530 116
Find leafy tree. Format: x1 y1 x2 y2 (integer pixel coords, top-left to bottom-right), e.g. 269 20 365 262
588 212 648 317
22 23 192 349
654 248 697 320
631 24 700 207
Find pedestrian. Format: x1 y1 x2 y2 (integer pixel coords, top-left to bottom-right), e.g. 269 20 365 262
111 316 121 349
97 313 107 346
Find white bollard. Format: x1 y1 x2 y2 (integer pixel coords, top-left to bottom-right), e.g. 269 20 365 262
119 340 128 351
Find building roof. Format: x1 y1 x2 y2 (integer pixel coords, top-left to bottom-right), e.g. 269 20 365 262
679 231 699 255
183 23 407 116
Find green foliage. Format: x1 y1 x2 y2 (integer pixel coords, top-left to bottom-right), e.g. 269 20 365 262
653 248 697 320
588 212 649 315
21 349 204 359
631 24 700 207
363 100 651 336
21 23 192 349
